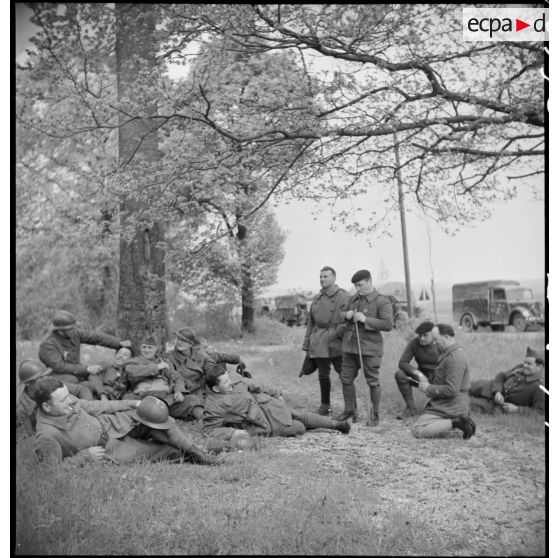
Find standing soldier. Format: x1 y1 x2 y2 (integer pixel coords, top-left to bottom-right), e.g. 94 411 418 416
301 266 350 416
38 310 132 395
337 269 393 426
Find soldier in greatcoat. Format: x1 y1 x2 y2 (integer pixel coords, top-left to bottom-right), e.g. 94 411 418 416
301 266 350 415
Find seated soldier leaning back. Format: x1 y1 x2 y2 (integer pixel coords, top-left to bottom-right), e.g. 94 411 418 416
164 327 247 421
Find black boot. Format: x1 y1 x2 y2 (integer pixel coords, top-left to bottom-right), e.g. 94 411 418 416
337 383 358 422
335 420 351 434
319 377 331 414
182 445 222 465
451 415 474 440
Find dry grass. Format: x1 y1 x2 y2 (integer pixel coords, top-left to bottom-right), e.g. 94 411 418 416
15 326 546 556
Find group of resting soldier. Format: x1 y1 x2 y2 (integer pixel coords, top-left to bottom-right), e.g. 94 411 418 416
16 267 545 467
16 311 351 466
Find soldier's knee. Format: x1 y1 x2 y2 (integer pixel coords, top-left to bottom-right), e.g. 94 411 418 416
394 369 408 383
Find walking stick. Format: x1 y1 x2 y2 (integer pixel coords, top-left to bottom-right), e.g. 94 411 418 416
354 319 372 421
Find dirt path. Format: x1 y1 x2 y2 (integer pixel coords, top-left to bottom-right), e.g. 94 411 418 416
268 414 546 556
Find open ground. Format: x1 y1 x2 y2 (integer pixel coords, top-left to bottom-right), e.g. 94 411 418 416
15 324 546 556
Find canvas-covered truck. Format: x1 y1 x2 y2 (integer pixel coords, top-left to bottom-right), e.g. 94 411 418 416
273 294 312 326
452 280 545 332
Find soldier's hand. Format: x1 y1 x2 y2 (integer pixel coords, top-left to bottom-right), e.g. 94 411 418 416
157 361 170 371
174 392 184 403
354 312 366 323
120 340 133 349
87 364 103 375
345 310 355 321
418 378 430 393
502 402 519 414
494 392 504 406
87 446 106 461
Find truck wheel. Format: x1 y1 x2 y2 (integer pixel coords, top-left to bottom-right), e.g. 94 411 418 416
461 314 475 332
511 313 527 332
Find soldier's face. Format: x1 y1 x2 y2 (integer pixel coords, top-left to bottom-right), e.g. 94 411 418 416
42 386 74 417
215 372 233 394
418 332 434 345
523 357 542 375
319 270 335 289
175 339 192 353
355 278 373 295
140 344 157 360
115 348 132 364
57 327 75 339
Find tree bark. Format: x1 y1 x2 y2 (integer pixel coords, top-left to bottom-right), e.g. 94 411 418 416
115 4 168 350
236 224 256 333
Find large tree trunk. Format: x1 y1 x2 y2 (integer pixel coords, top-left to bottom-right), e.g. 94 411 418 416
237 224 256 333
115 4 168 350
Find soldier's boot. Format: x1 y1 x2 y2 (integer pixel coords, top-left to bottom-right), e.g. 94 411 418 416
300 412 350 434
451 415 475 440
395 380 417 419
181 445 222 465
318 377 331 415
336 383 358 422
367 385 382 427
353 391 359 422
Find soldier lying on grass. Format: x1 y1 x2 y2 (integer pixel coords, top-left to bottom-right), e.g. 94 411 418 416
122 334 191 420
31 377 221 466
16 359 95 434
86 347 133 401
468 346 545 415
164 327 250 422
202 365 351 440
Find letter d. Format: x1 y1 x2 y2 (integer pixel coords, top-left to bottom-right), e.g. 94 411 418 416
534 13 545 32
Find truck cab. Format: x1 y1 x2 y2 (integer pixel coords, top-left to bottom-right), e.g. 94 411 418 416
452 280 545 332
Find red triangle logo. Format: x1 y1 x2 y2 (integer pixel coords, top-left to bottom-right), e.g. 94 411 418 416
516 19 530 31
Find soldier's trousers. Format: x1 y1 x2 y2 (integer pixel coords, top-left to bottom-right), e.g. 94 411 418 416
272 409 340 437
105 435 182 464
411 413 453 438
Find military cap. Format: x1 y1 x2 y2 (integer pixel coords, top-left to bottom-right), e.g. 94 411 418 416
351 269 372 284
141 334 158 346
174 327 200 346
52 310 76 330
132 396 175 430
436 323 455 336
525 346 545 365
19 359 50 384
415 321 435 335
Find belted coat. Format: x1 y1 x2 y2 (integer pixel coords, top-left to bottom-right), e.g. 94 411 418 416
302 285 350 358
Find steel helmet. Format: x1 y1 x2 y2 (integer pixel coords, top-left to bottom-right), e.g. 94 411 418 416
52 310 77 330
132 396 175 429
174 327 200 346
18 359 50 384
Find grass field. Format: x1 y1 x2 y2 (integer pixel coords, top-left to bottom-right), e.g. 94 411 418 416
14 322 546 556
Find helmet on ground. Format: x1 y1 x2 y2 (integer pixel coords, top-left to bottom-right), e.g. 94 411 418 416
52 310 77 330
132 396 175 429
18 359 50 384
174 327 200 346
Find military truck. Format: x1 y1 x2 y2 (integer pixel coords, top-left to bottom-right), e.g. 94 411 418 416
272 293 312 326
452 280 545 332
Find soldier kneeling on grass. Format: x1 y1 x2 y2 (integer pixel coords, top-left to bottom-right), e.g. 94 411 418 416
468 346 545 415
31 376 221 466
202 365 351 442
410 324 477 440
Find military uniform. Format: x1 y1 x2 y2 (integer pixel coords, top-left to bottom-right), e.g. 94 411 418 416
123 356 190 419
38 328 122 394
338 289 393 419
469 364 544 414
302 285 350 410
87 361 131 400
411 343 471 438
203 372 344 439
33 397 203 465
165 347 243 420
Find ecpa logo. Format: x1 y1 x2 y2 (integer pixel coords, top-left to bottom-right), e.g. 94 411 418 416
463 8 548 42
